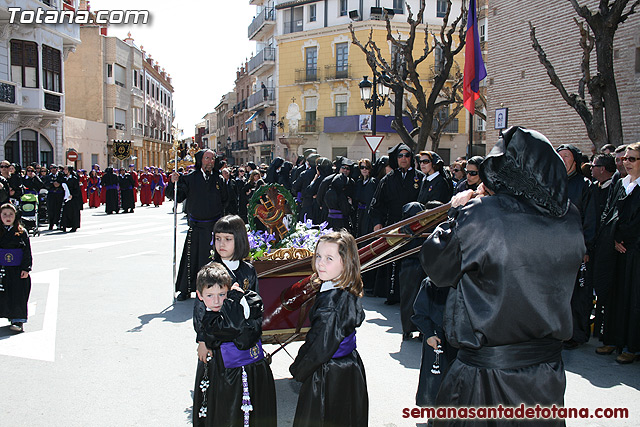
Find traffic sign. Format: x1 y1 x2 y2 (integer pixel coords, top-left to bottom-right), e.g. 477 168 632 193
66 149 78 162
363 135 384 153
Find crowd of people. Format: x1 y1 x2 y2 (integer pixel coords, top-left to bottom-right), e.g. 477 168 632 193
2 130 637 424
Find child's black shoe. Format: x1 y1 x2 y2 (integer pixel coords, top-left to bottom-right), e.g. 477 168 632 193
9 322 23 333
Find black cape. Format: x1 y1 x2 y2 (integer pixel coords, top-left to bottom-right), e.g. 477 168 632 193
290 287 368 427
193 289 276 427
421 195 585 426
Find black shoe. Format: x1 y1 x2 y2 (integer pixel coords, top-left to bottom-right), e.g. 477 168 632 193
49 225 53 230
9 322 23 333
70 228 77 233
563 339 582 350
61 227 67 233
176 291 190 301
402 332 414 341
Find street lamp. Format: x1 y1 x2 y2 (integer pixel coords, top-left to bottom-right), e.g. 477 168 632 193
269 111 276 141
359 72 390 161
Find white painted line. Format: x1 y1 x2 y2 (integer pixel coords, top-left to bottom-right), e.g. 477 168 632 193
33 239 137 256
0 268 64 362
114 225 170 236
116 250 157 259
28 301 37 317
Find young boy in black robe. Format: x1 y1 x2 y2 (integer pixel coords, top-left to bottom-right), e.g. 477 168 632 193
193 262 276 427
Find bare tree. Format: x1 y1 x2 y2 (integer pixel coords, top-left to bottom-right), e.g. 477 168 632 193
350 0 485 152
529 0 639 151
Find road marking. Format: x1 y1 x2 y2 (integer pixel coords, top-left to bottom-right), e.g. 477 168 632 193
116 250 157 259
0 269 64 362
33 239 137 256
114 225 169 236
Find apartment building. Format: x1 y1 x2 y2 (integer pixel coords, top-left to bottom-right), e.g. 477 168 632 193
0 0 81 167
215 91 236 158
274 0 470 164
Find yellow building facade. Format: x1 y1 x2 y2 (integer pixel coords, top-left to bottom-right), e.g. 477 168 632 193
276 19 470 164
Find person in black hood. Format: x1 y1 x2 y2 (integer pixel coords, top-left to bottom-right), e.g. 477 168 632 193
370 143 424 303
373 155 391 180
421 126 584 419
61 165 82 232
101 167 120 215
167 149 228 301
416 151 453 204
265 157 285 184
453 155 483 194
293 152 320 221
278 161 294 190
306 157 333 222
556 144 596 350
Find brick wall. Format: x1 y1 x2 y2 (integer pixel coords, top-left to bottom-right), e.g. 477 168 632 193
486 0 640 155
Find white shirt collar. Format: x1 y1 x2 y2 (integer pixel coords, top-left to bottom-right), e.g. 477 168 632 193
320 280 339 292
426 170 440 181
222 259 240 271
201 168 210 179
621 175 640 195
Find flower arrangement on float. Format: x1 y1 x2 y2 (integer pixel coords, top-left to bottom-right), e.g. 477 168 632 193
246 218 332 261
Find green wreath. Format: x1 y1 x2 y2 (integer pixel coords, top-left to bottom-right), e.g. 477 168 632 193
248 183 298 245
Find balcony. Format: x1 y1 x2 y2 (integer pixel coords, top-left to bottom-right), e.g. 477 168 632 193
433 118 459 134
232 140 248 151
324 64 351 80
248 47 276 75
295 68 319 83
248 7 275 40
247 87 275 110
0 81 17 106
44 90 61 112
427 63 461 81
248 128 275 145
299 119 318 133
283 19 303 34
233 99 247 114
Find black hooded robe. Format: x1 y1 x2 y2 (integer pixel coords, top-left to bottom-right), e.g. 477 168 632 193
290 287 368 427
420 127 585 426
369 144 424 302
193 289 276 427
166 152 227 295
0 226 32 321
118 173 135 213
61 172 82 230
101 169 120 214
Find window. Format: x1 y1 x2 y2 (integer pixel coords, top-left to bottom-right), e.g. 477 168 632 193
332 147 348 159
335 94 348 116
107 64 113 78
91 154 99 166
114 63 126 87
436 0 447 18
434 45 443 74
340 0 347 16
114 108 126 130
304 96 317 132
42 45 61 92
336 43 348 78
393 0 404 13
306 47 318 81
476 110 486 132
310 4 316 22
636 47 640 73
480 19 487 42
146 79 149 95
10 40 38 88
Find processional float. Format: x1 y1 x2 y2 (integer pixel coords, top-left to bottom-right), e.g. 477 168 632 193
253 192 451 356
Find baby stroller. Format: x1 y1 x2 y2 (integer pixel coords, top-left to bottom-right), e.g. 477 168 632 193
20 193 39 236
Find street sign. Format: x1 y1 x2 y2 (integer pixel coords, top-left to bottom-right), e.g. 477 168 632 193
66 150 78 162
363 135 384 153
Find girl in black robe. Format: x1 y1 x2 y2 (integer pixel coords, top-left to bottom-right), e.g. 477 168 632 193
47 175 64 230
117 169 135 213
290 230 368 427
0 203 32 332
421 127 585 426
193 262 276 427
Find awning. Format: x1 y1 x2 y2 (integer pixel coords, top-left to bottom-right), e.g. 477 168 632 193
245 110 261 124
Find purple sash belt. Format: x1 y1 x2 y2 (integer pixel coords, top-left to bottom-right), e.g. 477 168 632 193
358 203 367 210
219 340 265 369
104 184 118 190
296 191 302 202
328 209 344 219
332 331 356 358
0 249 23 266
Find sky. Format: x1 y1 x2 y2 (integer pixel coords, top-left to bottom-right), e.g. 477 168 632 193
87 0 256 138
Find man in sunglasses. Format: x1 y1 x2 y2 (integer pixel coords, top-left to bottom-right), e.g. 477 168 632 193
556 144 597 350
370 143 425 305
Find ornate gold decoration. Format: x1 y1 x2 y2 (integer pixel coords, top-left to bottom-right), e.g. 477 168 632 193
261 248 313 261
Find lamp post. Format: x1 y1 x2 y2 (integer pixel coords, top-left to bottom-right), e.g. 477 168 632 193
359 72 390 161
226 136 232 165
269 110 276 141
